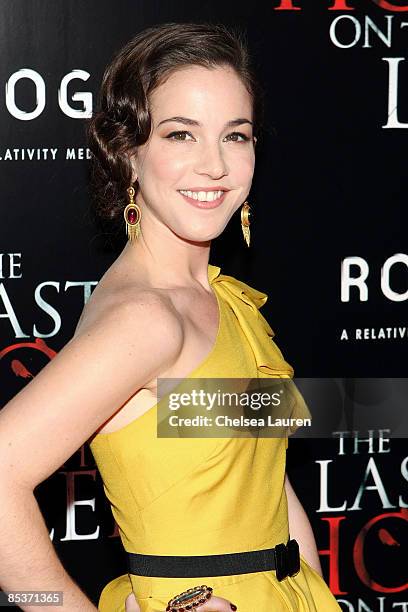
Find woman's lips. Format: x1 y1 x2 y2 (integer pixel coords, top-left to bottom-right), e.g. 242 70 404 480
178 191 227 209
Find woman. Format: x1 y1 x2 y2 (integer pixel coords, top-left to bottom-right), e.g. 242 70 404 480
0 22 341 612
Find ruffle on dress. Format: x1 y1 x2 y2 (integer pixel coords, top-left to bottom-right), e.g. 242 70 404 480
208 264 294 378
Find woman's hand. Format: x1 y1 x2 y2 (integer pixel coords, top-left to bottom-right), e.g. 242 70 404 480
125 591 238 611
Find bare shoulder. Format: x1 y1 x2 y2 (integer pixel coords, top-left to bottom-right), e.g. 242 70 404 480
70 284 185 392
75 283 183 349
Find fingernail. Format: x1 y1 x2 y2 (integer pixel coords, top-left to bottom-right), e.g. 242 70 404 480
230 605 237 611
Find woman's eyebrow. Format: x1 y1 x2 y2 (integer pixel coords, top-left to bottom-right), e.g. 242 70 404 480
157 116 253 128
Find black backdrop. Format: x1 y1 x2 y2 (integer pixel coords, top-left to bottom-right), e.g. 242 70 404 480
0 1 407 609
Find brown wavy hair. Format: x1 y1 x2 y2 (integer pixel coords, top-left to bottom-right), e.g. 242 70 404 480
87 22 265 226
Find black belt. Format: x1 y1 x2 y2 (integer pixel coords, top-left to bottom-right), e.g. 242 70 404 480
127 539 300 582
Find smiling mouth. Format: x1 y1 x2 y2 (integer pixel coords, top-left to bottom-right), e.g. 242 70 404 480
178 189 226 203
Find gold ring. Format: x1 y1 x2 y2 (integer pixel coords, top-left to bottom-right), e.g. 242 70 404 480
166 584 213 611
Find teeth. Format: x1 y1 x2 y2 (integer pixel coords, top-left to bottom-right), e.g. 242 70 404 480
179 190 224 202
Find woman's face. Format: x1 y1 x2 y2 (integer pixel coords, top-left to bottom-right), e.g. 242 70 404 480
130 64 256 243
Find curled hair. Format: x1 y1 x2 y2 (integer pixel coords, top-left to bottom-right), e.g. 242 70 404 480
87 22 265 225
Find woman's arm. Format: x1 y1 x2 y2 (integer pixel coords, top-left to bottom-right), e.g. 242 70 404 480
0 294 183 611
284 473 323 577
0 484 97 610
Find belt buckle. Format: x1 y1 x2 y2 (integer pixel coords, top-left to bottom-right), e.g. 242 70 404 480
274 539 300 581
287 539 301 577
274 543 288 581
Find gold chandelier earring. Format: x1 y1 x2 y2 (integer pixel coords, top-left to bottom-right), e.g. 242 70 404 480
124 186 142 241
241 201 252 247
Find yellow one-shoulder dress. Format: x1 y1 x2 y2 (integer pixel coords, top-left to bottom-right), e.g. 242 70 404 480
89 264 341 611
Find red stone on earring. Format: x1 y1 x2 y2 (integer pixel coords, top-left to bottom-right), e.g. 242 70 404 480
127 208 138 225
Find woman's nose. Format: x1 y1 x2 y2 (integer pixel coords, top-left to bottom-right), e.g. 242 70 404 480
194 143 228 179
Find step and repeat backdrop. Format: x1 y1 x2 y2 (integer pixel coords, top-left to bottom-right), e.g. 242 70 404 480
0 0 407 609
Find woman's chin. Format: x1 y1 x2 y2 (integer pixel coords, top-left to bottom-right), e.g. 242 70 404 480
173 225 225 244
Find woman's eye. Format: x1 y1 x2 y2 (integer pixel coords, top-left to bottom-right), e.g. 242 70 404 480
225 132 250 142
166 131 194 141
165 131 250 142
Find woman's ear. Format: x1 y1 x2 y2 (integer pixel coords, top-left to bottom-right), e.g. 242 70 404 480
129 155 138 184
253 136 257 147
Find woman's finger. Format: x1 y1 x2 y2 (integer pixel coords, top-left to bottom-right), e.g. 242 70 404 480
194 594 238 611
125 592 141 612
